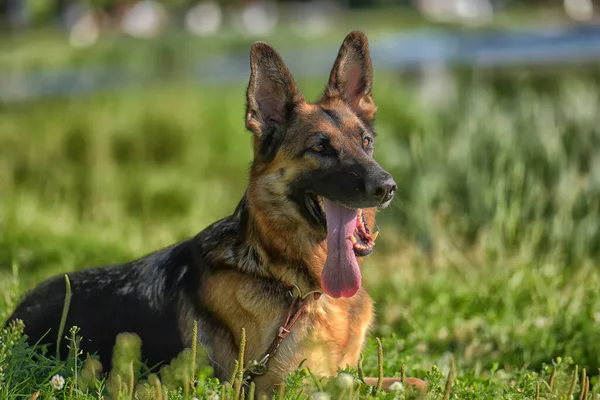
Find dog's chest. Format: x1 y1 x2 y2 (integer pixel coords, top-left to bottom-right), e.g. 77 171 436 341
264 294 373 380
197 270 373 392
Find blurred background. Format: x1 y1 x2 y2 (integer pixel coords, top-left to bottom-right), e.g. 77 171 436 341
1 0 600 379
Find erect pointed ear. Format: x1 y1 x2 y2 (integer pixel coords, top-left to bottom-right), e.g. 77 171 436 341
245 42 303 137
324 31 376 126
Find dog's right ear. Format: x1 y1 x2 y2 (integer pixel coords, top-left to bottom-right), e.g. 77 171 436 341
246 42 303 138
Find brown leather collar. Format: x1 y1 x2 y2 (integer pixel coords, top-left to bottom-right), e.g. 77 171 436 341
246 285 322 379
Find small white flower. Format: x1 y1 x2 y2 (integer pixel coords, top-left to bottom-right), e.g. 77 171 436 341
50 374 65 390
206 391 220 400
205 390 219 400
337 372 354 389
389 381 405 392
312 392 331 400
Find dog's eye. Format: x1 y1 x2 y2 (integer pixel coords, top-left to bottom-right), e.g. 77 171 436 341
362 137 373 148
306 135 331 156
311 143 326 153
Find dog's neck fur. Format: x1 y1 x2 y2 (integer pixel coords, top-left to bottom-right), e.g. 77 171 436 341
200 191 326 294
249 189 327 293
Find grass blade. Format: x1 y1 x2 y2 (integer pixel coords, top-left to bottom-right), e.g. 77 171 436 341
56 274 72 360
375 337 383 394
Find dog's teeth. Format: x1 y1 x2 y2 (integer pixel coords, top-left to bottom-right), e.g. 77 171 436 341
372 231 379 241
350 235 357 245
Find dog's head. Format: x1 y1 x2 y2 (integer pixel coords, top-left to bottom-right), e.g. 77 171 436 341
245 31 396 299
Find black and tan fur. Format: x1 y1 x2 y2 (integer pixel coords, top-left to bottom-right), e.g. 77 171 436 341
6 31 424 395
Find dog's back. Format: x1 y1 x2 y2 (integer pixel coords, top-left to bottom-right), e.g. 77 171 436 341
8 241 193 369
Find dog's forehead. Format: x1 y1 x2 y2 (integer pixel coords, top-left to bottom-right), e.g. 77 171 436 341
291 102 365 140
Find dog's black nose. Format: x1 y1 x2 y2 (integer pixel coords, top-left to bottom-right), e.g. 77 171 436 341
368 174 397 204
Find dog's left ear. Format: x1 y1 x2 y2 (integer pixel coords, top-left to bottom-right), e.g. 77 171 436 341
324 30 376 126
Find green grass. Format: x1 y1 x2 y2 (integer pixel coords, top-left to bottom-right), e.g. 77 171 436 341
1 50 600 398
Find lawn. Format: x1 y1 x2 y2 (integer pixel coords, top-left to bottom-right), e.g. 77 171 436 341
1 31 600 398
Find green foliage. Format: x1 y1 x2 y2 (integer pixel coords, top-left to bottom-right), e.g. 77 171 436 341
0 320 595 399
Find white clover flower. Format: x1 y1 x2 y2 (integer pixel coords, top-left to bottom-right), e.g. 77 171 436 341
50 374 65 390
206 391 220 400
312 392 331 400
337 372 354 389
389 381 405 392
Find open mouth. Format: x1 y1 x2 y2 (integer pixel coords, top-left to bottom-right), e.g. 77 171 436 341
306 194 378 257
305 194 379 299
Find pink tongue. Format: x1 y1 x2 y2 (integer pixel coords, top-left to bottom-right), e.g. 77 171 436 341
321 199 361 298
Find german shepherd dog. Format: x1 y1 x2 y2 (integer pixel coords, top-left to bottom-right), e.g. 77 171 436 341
7 31 424 395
